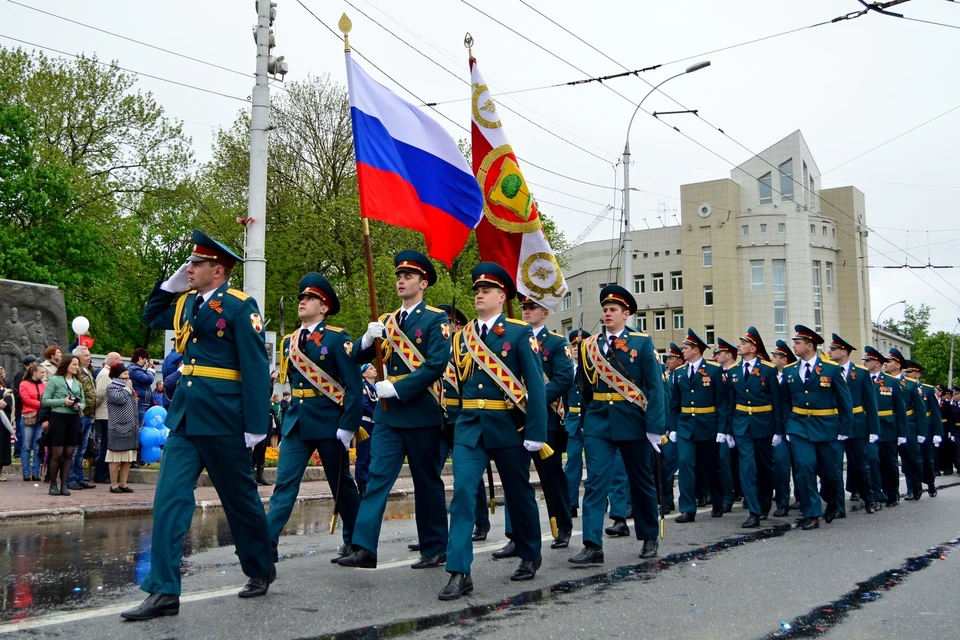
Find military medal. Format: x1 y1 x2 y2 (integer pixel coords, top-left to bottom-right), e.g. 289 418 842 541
415 328 423 344
320 346 328 360
502 341 511 358
216 318 226 337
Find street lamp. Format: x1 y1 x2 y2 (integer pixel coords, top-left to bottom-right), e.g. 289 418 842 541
621 61 710 292
873 299 906 346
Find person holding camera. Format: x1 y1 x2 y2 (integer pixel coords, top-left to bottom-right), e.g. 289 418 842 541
40 354 85 495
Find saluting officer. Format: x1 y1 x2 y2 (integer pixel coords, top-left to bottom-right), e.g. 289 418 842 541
826 334 880 515
269 273 362 564
862 346 907 507
441 263 547 600
884 348 926 501
569 285 664 564
564 328 590 517
770 339 798 516
339 250 450 570
670 329 728 522
726 327 782 528
125 230 274 621
903 360 943 497
781 325 853 530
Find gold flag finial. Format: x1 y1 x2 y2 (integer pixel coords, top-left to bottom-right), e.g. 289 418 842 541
464 32 473 58
339 13 353 52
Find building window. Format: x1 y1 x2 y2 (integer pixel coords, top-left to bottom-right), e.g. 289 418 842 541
809 176 815 205
643 253 648 259
676 249 682 255
705 325 715 346
673 309 684 330
803 160 809 205
636 314 647 333
810 224 816 234
759 172 772 204
826 262 833 293
750 260 764 291
599 282 608 290
561 292 572 311
779 158 794 201
773 259 787 336
760 223 767 233
665 250 670 256
671 271 683 291
654 311 666 331
742 224 749 235
704 285 713 306
652 273 664 292
832 228 836 239
812 261 822 332
702 246 712 267
822 225 827 236
634 275 645 295
778 223 785 233
576 287 583 307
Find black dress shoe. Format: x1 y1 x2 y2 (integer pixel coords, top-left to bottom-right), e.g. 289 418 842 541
238 565 276 598
511 556 542 581
773 507 789 517
472 525 490 542
662 500 675 515
640 539 658 559
742 514 760 528
849 492 859 502
799 517 820 530
604 519 630 537
929 487 938 497
568 545 604 564
885 499 899 508
696 497 708 507
570 507 578 518
864 502 875 514
823 509 837 524
330 543 350 564
255 474 271 486
120 593 180 621
412 554 446 569
79 480 96 489
438 573 473 601
31 475 41 481
789 501 801 510
492 540 517 559
913 489 923 500
710 508 723 518
723 503 733 513
408 542 422 551
760 510 770 521
551 531 571 549
338 548 377 569
675 512 696 523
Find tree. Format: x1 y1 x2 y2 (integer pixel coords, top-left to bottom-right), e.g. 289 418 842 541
883 304 931 344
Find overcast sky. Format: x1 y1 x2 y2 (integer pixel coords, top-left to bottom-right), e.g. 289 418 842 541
4 0 959 333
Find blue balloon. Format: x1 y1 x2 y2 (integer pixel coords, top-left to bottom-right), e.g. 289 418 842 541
139 426 162 448
142 445 162 464
144 406 167 429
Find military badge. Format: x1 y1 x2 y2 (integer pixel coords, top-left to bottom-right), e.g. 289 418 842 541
320 346 328 360
528 336 540 354
209 300 223 314
564 344 573 360
216 317 227 337
344 341 353 356
630 349 637 358
250 313 263 333
492 324 505 337
819 376 832 387
814 365 823 375
502 341 512 358
850 369 856 380
415 328 423 344
440 323 451 339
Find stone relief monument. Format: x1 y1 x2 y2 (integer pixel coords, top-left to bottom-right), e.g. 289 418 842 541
0 279 67 373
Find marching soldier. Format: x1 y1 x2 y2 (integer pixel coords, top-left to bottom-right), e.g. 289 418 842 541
339 251 449 570
862 346 907 507
125 230 274 620
826 334 880 515
659 343 685 515
670 329 728 522
726 327 782 528
936 385 955 475
569 285 664 564
884 348 926 501
903 360 943 497
440 263 547 600
714 338 740 513
268 273 362 564
770 340 797 517
564 328 590 517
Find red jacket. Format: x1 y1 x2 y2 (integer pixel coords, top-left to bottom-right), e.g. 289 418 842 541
18 379 45 414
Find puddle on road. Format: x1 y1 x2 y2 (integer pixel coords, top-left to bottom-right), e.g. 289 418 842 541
0 495 419 623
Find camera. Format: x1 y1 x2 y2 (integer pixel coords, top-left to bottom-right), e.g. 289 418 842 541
67 395 83 412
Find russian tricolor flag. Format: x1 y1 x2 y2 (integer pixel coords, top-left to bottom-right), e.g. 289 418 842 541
345 51 483 268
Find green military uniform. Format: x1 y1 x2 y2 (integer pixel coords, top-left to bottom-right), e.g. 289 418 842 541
139 230 272 598
909 361 943 497
564 329 589 513
863 346 907 506
889 349 926 500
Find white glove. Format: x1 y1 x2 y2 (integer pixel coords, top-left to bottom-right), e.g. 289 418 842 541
361 321 386 349
897 437 907 445
786 435 791 442
869 434 879 443
668 431 677 443
838 435 849 441
375 380 398 399
772 434 782 447
336 429 354 450
933 435 942 446
244 432 267 448
951 434 956 442
646 432 661 453
727 435 736 449
160 262 191 293
523 440 544 452
716 433 727 444
917 435 926 444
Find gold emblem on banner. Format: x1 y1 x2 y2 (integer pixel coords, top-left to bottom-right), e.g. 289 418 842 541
471 82 501 130
477 144 542 234
520 251 566 302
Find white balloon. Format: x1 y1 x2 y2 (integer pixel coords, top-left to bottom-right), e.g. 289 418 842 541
71 316 90 335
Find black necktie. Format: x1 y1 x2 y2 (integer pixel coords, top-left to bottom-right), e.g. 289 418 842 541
479 322 488 340
689 364 695 379
193 294 203 318
399 310 408 326
804 363 812 383
299 328 309 350
744 362 751 377
608 335 616 354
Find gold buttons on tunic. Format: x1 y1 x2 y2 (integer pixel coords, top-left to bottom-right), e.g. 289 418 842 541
186 381 193 387
192 338 198 343
478 383 483 389
477 399 486 409
190 359 196 364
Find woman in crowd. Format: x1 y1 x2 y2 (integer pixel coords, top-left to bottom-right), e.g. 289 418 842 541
41 355 85 495
18 364 46 482
127 348 155 427
153 381 168 409
0 373 14 481
106 362 139 493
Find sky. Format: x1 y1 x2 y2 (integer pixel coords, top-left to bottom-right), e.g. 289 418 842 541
3 0 960 333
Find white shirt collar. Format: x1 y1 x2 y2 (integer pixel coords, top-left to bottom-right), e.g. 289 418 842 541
476 316 499 333
533 325 547 339
801 355 818 369
300 321 322 333
743 357 758 369
688 358 704 371
400 301 420 315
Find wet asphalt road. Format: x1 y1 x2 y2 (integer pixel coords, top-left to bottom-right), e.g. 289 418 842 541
1 479 958 639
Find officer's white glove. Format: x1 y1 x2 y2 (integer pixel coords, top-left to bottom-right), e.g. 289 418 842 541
668 431 677 443
727 435 736 449
897 436 907 445
786 435 791 442
838 434 849 441
375 380 398 399
244 432 267 448
361 321 386 349
646 432 661 453
336 429 354 450
716 433 727 445
918 435 926 444
933 435 942 446
523 440 544 453
950 434 956 442
869 434 879 444
160 262 191 293
772 434 782 447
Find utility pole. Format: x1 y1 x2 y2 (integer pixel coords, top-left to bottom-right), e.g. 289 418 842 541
245 0 288 310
